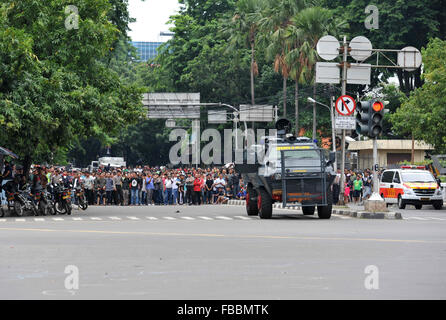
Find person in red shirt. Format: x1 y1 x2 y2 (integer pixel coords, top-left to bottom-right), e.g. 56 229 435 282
193 174 202 205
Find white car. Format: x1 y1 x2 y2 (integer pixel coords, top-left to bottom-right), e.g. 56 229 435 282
379 167 443 210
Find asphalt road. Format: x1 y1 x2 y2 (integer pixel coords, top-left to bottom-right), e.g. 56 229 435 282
1 204 446 299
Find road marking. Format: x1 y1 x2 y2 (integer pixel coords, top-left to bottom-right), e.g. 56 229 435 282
216 216 233 220
0 219 6 222
198 216 213 220
146 217 158 220
34 218 45 222
425 217 445 221
180 217 195 220
109 217 121 220
407 217 428 221
234 216 252 220
163 217 177 220
1 227 444 244
15 218 26 222
127 216 140 220
90 217 102 221
72 217 83 221
52 218 64 221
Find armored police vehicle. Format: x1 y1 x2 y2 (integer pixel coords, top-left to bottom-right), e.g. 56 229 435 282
236 119 336 219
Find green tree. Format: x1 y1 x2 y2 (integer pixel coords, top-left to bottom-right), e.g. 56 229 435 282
391 38 446 153
0 0 143 174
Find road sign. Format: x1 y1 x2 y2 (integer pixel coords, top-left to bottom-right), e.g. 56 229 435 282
347 63 371 85
208 109 227 124
398 46 422 71
335 95 356 116
315 62 340 84
239 105 274 122
349 36 373 61
144 93 201 119
335 116 356 130
316 35 340 61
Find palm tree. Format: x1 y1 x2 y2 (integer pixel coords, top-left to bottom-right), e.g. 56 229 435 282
258 0 308 118
224 0 266 107
285 6 347 136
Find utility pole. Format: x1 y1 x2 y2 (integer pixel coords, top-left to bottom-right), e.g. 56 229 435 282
339 36 348 205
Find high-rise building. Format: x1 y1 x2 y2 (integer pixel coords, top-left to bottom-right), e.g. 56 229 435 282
132 41 164 61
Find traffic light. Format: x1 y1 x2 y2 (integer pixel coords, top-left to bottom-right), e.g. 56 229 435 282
355 100 384 138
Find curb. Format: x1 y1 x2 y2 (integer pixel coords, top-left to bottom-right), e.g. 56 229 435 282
227 200 403 220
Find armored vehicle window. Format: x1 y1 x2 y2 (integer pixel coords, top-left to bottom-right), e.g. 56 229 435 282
283 150 320 160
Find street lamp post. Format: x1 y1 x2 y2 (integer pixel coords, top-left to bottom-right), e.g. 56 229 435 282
307 97 337 171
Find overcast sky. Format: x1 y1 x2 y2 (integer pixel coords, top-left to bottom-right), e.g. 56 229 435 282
128 0 182 42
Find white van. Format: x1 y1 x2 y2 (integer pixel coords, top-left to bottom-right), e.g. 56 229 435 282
379 167 443 210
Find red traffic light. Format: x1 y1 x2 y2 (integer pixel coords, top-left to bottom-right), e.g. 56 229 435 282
372 101 384 112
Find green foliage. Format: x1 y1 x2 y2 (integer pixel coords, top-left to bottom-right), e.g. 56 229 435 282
391 38 446 153
0 0 144 169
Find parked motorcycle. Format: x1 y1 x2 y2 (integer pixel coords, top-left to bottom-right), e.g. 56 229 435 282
14 188 39 216
53 184 72 215
74 187 88 211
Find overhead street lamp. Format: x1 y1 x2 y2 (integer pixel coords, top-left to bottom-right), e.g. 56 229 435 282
307 97 337 171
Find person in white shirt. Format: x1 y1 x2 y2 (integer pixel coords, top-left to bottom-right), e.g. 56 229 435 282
171 174 179 205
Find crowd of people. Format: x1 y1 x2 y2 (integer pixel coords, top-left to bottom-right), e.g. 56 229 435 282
1 156 383 208
332 168 376 205
0 160 247 206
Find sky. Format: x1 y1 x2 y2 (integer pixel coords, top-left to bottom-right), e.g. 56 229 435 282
128 0 182 42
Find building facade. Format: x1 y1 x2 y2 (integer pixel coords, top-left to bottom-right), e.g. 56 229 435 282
132 41 164 61
348 140 434 170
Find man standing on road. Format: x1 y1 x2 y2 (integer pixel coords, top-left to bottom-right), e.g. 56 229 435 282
83 172 95 205
146 173 154 205
353 174 363 205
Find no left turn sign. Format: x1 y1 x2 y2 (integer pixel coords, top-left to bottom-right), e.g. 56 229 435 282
335 95 356 116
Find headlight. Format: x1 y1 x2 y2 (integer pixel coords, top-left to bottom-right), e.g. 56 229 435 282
435 188 443 196
403 187 414 195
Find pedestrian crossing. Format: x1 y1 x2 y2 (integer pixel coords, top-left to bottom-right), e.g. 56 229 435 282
2 214 443 223
403 217 446 221
0 214 356 223
0 215 259 223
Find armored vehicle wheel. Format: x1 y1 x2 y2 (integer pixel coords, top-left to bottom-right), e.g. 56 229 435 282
317 188 332 219
246 187 259 216
302 206 315 215
257 188 272 219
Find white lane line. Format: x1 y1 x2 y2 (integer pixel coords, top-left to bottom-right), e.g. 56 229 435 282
0 219 6 222
52 218 64 221
109 216 121 220
90 217 102 221
198 216 213 220
72 217 83 221
127 216 140 220
216 216 233 220
34 218 45 222
427 217 446 221
406 217 428 221
163 217 177 220
15 218 26 222
146 217 158 220
234 216 252 220
180 217 195 220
